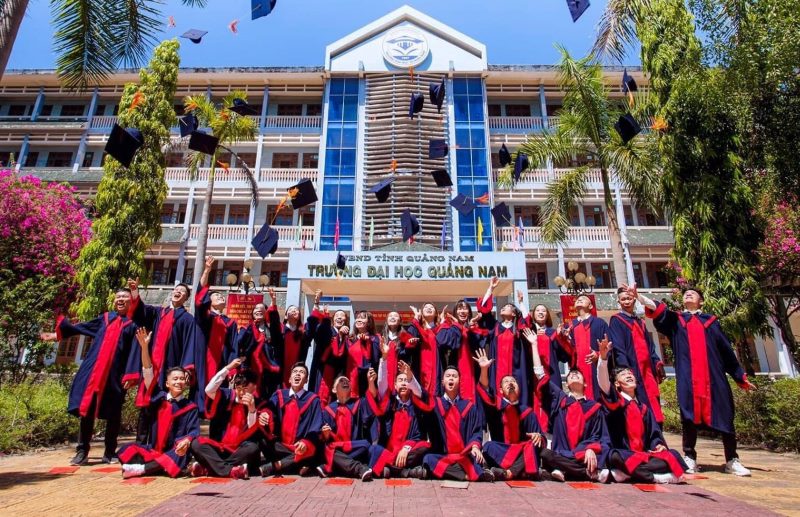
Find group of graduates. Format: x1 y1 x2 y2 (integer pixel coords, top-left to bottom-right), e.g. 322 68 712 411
44 257 756 483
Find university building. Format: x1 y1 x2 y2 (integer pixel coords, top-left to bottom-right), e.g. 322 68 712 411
0 6 794 376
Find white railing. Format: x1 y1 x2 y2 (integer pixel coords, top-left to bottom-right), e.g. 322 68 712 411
263 115 321 129
90 116 117 129
488 116 545 131
552 168 603 184
546 117 560 129
496 225 610 247
164 167 318 184
185 224 315 243
567 226 610 242
258 168 318 183
493 167 602 185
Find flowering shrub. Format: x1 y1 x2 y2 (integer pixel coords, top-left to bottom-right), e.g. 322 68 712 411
758 199 800 280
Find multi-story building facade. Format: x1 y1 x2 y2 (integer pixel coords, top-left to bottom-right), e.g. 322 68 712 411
1 6 794 376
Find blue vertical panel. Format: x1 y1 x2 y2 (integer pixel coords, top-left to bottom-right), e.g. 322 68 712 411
453 78 492 251
320 78 359 251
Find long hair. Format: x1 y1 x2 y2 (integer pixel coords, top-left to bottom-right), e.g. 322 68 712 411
453 299 473 324
352 310 376 336
382 311 404 340
283 304 302 326
531 304 553 328
421 302 439 326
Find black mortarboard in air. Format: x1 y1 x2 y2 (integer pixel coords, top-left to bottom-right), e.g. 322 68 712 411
288 178 318 209
336 252 347 270
491 202 513 228
566 0 590 22
369 177 395 203
614 114 642 144
252 0 277 20
429 78 445 113
409 92 424 119
449 193 477 216
401 209 420 242
104 124 143 168
429 139 449 159
178 113 198 138
230 98 258 116
431 168 453 187
498 144 512 167
621 69 638 94
188 131 219 155
251 223 279 258
513 152 530 182
181 29 208 44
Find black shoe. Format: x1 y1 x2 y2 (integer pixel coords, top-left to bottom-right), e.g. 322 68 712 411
382 467 392 479
259 463 275 477
406 466 428 480
316 465 328 478
490 467 509 481
70 451 88 466
360 468 374 482
479 469 496 483
101 455 119 464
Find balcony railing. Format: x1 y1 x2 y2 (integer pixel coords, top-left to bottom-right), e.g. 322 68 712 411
493 167 603 185
183 224 315 245
488 116 560 132
263 115 321 129
164 167 318 184
496 226 611 248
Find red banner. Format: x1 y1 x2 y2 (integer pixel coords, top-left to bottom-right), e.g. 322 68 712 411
366 310 415 325
227 293 264 328
559 294 597 325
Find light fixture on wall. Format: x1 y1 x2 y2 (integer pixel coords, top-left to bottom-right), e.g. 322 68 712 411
553 261 596 295
227 259 270 294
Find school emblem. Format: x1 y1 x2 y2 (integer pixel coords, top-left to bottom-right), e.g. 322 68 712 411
382 28 430 69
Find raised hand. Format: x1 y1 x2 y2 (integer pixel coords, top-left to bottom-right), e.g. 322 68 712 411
472 348 494 370
597 334 612 360
39 332 57 342
227 357 243 370
380 337 390 358
367 367 377 385
398 360 413 380
409 305 421 322
517 290 524 304
469 313 482 326
204 255 215 270
521 327 536 344
314 289 322 305
267 287 277 304
438 305 449 325
446 312 459 325
135 327 152 349
489 276 500 290
127 277 140 299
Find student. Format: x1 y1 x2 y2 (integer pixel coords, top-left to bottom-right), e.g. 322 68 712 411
40 287 141 466
437 299 486 401
310 306 350 406
597 335 686 484
118 328 200 478
632 284 756 476
608 287 666 424
475 348 543 481
407 302 445 397
526 302 571 431
563 294 609 402
368 358 430 479
419 366 493 482
189 359 265 479
195 256 239 388
259 362 323 477
344 311 381 398
317 374 377 481
526 328 610 483
273 289 323 389
379 311 418 395
236 289 283 398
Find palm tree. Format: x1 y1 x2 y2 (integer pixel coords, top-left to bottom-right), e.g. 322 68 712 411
0 0 207 89
183 92 258 290
500 47 662 287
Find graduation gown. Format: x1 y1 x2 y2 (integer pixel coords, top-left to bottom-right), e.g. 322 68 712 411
343 334 381 398
309 314 347 406
236 305 283 398
646 301 748 434
436 321 488 401
56 313 140 420
527 324 571 432
199 387 265 453
265 389 323 462
366 392 430 474
477 384 541 476
194 284 238 386
420 395 486 481
117 391 200 477
273 310 322 388
544 381 610 467
406 320 444 398
320 397 376 472
566 315 609 402
380 329 416 396
608 311 664 422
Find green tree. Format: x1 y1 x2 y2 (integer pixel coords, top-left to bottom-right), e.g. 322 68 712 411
73 39 180 320
501 47 662 287
182 93 258 290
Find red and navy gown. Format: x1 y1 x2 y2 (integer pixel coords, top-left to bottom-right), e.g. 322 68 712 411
56 313 140 421
601 388 686 478
117 390 200 477
310 315 348 406
477 384 542 478
273 310 322 388
565 315 609 402
366 392 431 476
406 320 444 398
526 323 572 432
319 397 376 475
436 320 488 401
380 329 416 395
608 311 664 423
131 299 201 410
419 394 486 481
236 305 283 398
477 296 532 409
194 284 238 387
344 334 381 398
646 302 748 435
262 389 323 466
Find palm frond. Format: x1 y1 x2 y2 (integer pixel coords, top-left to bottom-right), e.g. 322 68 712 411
184 150 205 182
605 133 664 214
109 0 162 68
220 144 259 208
592 0 650 63
541 167 588 244
181 0 207 6
556 46 610 146
52 0 118 89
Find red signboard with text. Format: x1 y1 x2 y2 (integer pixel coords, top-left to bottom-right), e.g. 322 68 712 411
367 310 415 325
559 294 597 326
226 293 264 328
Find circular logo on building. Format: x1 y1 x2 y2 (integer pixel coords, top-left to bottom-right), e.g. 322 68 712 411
382 28 430 69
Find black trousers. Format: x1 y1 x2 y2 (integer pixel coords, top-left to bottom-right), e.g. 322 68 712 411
384 446 429 477
540 449 590 481
122 453 163 475
191 440 261 477
682 419 738 463
330 450 370 478
608 451 669 483
77 396 121 457
136 406 152 443
261 441 313 474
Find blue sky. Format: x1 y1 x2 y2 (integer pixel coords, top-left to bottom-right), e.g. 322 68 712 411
8 0 640 70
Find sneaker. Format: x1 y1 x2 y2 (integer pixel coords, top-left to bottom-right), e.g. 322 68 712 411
653 472 681 484
316 465 328 478
597 469 610 484
122 464 145 479
230 464 249 480
490 467 509 481
382 467 392 479
724 459 751 477
298 466 310 476
550 469 565 482
479 469 496 483
259 463 275 478
70 450 88 466
101 454 119 464
189 461 208 478
683 456 698 474
610 469 630 483
406 466 428 480
360 468 374 482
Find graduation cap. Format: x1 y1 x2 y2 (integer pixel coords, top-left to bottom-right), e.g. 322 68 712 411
614 113 642 144
251 0 277 20
409 92 424 119
104 124 143 168
449 193 477 216
566 0 590 22
288 178 318 209
431 168 453 187
251 223 279 258
369 177 394 203
429 139 449 159
336 252 347 270
180 29 208 44
178 113 198 138
429 78 445 113
230 98 258 116
400 209 420 242
513 152 530 182
188 131 219 155
491 202 513 228
621 69 638 94
498 144 512 167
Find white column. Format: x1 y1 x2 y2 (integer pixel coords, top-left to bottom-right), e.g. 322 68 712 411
74 88 99 172
770 317 797 377
615 187 635 284
447 76 460 251
557 245 566 277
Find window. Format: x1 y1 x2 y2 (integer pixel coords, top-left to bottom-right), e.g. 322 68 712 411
94 104 106 117
268 204 293 226
583 206 605 226
161 204 177 224
262 262 288 287
505 105 531 117
568 206 580 226
633 263 645 288
590 263 615 288
217 266 241 287
46 152 73 167
40 105 53 117
208 205 225 225
299 205 315 226
623 205 634 226
645 262 669 288
302 153 318 169
636 207 666 226
547 103 563 116
58 336 79 359
237 153 257 168
166 153 184 167
0 151 12 167
488 104 501 117
112 105 119 116
227 205 249 225
81 152 95 168
60 105 85 117
514 205 541 227
306 104 322 117
24 151 39 167
272 153 298 168
8 105 27 117
527 263 549 289
277 104 303 116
